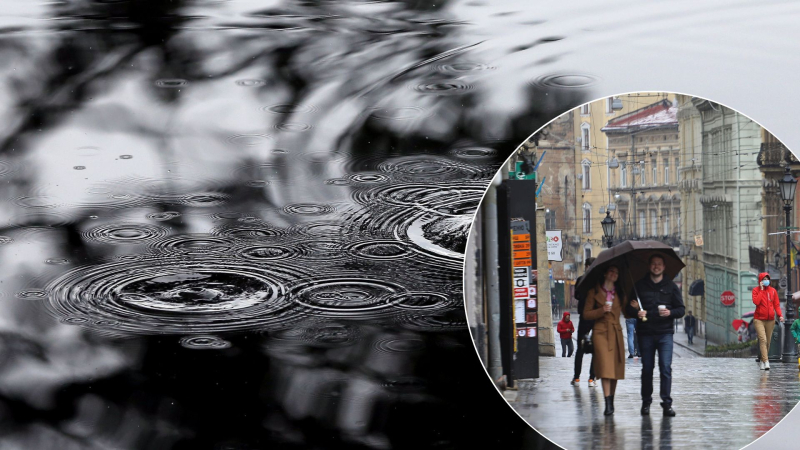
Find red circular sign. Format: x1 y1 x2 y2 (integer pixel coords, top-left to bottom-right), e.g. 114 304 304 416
721 290 736 307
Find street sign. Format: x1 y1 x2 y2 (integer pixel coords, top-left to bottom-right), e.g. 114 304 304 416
721 290 736 307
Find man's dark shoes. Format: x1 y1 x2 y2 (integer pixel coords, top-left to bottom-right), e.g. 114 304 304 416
628 354 634 358
661 402 676 417
641 402 651 416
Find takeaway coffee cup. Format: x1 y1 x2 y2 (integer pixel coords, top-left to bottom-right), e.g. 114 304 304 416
658 305 666 311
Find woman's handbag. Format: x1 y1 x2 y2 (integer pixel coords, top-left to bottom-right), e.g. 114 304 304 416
582 331 594 354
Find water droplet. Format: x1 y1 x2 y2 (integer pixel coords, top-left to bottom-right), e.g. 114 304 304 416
155 79 188 88
531 72 598 89
236 79 266 87
73 166 86 170
179 335 232 350
120 155 133 160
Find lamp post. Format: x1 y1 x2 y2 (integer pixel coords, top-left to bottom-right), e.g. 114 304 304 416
601 211 616 249
780 166 797 363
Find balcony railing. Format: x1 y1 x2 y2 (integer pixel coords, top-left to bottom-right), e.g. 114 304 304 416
758 142 799 168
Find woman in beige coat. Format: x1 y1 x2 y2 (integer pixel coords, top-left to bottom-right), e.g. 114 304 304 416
582 265 628 416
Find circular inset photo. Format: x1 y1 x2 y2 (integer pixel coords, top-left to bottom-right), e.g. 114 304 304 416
464 92 800 449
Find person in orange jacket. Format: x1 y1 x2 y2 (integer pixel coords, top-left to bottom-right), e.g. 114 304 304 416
557 311 575 357
752 273 784 370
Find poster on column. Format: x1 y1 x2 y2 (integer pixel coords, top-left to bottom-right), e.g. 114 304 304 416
546 230 563 261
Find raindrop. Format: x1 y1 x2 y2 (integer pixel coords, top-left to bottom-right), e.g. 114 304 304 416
45 258 70 265
370 106 427 121
347 173 390 184
147 211 181 221
83 223 169 245
282 203 335 216
0 236 12 245
175 193 230 207
263 104 317 114
448 146 497 159
237 245 298 261
74 166 86 170
213 225 286 240
373 336 426 353
347 240 411 260
155 79 189 88
435 62 495 73
236 79 266 87
15 196 59 209
531 72 598 89
179 335 232 350
325 178 350 186
291 278 405 315
412 81 473 95
392 292 450 310
15 289 47 300
275 122 312 132
149 235 234 255
227 134 272 146
120 155 133 160
245 180 269 188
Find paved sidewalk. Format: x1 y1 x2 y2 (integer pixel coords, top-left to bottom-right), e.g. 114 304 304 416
512 350 800 450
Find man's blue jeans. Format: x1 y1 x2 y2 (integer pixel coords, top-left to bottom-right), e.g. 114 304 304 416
639 333 673 406
626 318 639 356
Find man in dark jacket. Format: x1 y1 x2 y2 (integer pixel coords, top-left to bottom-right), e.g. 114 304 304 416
625 254 685 417
572 257 596 387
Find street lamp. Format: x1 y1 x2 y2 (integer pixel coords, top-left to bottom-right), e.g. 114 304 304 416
780 166 797 363
601 211 616 249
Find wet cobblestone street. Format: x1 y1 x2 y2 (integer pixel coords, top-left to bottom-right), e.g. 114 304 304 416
511 355 800 450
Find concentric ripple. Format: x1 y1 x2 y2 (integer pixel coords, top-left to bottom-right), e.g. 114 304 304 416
84 223 169 245
147 211 181 221
149 234 235 255
346 240 412 260
227 134 272 146
377 156 484 182
411 80 473 95
263 103 317 114
236 79 266 87
15 289 47 300
236 244 299 261
347 173 390 184
179 335 232 350
0 236 12 245
282 203 335 216
290 278 406 316
531 72 599 89
212 224 286 240
448 146 498 159
274 122 312 132
44 257 311 334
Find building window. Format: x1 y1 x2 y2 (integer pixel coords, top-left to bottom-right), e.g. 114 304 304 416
583 203 592 234
545 209 557 230
606 97 614 113
675 157 680 178
582 162 591 190
621 164 628 187
651 158 657 186
581 124 591 151
638 210 646 237
651 210 658 236
639 162 645 186
581 104 590 115
664 211 671 236
664 159 669 185
584 245 593 261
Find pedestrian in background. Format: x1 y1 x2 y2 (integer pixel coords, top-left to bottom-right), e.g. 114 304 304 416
582 264 628 416
557 311 575 357
572 257 597 388
626 316 639 358
684 311 696 345
791 316 800 370
625 254 684 417
752 273 784 370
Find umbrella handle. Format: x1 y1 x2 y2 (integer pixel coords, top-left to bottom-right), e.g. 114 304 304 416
623 259 647 321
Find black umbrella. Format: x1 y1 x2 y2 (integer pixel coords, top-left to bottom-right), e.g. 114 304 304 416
575 240 685 306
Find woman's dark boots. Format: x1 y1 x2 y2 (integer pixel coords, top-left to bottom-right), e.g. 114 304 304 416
604 396 614 416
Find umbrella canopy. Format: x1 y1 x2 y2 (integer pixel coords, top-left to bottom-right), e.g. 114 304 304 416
732 319 748 331
742 311 754 319
575 240 685 302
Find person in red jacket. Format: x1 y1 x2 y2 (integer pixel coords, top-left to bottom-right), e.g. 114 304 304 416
752 273 785 370
557 311 575 357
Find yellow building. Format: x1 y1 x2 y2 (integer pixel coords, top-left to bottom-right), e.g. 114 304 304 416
572 93 676 276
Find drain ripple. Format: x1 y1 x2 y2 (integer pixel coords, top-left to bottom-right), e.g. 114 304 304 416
44 257 311 335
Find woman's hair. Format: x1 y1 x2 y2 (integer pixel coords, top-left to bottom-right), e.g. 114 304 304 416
597 264 626 302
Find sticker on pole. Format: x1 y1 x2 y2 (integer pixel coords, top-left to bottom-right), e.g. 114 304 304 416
546 230 563 262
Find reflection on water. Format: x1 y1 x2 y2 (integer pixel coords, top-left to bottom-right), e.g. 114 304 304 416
0 0 580 448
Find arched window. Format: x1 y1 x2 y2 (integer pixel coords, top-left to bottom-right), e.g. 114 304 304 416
584 243 593 261
581 159 591 190
621 163 628 188
581 123 591 151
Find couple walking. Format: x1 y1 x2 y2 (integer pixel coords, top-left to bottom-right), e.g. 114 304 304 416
579 253 684 417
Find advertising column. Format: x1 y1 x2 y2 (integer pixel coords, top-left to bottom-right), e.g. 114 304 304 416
497 180 539 385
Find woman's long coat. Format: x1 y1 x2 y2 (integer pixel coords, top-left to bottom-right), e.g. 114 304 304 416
582 286 628 380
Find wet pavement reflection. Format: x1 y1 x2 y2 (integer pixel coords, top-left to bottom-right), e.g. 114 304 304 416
513 357 800 450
